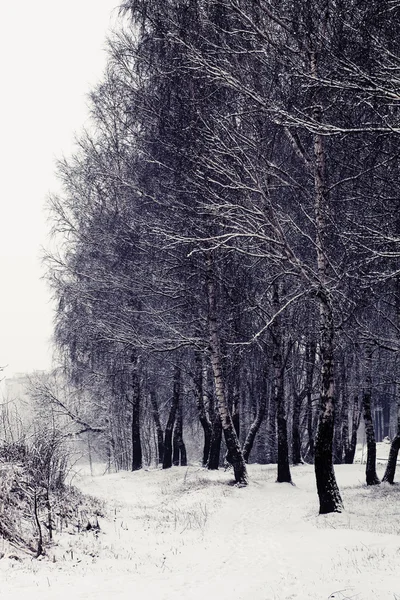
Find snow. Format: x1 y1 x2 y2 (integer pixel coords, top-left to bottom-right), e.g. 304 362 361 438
1 461 400 600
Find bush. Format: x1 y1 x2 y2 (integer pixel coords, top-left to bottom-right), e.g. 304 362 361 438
0 434 101 557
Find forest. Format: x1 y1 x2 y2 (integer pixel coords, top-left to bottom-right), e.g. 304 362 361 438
38 0 400 518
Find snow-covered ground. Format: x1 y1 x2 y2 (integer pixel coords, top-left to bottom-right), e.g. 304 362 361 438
0 458 399 600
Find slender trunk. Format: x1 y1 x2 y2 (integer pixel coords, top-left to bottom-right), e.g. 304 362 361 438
207 255 247 485
340 359 350 464
363 345 380 485
173 396 187 466
163 365 180 470
130 354 142 472
382 280 400 483
382 394 400 483
276 380 291 483
333 359 345 464
231 368 241 440
312 54 343 511
208 384 222 470
307 387 315 462
242 384 267 463
150 389 164 465
314 294 343 512
208 418 222 469
344 395 361 464
272 285 291 483
304 341 317 462
265 391 277 463
226 375 241 465
194 352 212 466
106 417 116 473
46 488 52 542
382 435 400 483
291 390 302 465
307 392 315 461
87 430 93 476
34 490 44 557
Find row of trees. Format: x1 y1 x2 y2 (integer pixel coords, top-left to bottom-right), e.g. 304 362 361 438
45 0 400 513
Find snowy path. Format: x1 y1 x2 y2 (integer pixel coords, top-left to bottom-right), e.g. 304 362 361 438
0 464 399 600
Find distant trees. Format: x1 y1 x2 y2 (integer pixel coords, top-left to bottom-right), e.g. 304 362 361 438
44 0 400 511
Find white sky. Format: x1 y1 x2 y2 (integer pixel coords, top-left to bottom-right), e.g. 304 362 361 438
0 1 119 378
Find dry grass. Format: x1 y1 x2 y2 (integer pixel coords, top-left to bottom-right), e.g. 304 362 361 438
0 459 105 559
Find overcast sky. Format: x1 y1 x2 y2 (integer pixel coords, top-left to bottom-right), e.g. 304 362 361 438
0 1 119 378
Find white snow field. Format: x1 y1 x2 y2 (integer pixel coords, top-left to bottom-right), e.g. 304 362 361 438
1 457 400 600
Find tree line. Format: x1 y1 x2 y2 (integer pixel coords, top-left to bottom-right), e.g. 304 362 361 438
45 0 400 514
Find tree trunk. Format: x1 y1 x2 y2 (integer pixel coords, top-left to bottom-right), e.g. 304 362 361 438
303 340 317 463
382 280 400 483
362 345 380 485
130 353 142 472
33 489 44 557
208 385 222 470
307 387 315 462
194 352 212 466
314 294 343 513
344 395 361 464
173 396 187 466
272 284 291 483
310 49 343 512
277 386 291 483
231 368 241 440
265 391 277 463
163 364 180 469
333 358 345 464
291 389 303 465
150 389 164 465
382 435 400 484
207 255 247 485
382 398 400 483
242 383 267 463
340 359 350 464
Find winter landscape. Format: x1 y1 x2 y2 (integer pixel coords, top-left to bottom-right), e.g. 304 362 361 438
2 1 400 599
0 453 399 600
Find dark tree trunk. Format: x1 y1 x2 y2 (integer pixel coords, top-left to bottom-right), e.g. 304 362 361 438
194 352 212 466
382 400 400 483
173 398 187 466
277 389 291 483
208 387 222 470
130 353 142 472
291 390 303 465
340 360 350 464
382 279 400 482
207 255 247 484
333 357 345 464
242 383 267 463
208 417 222 469
382 435 400 483
225 354 241 466
225 385 241 465
163 365 180 470
271 284 292 483
231 371 241 440
150 389 164 465
301 341 316 463
255 387 269 464
314 293 343 513
362 345 380 486
311 58 343 512
344 395 361 464
307 387 315 462
265 391 277 463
